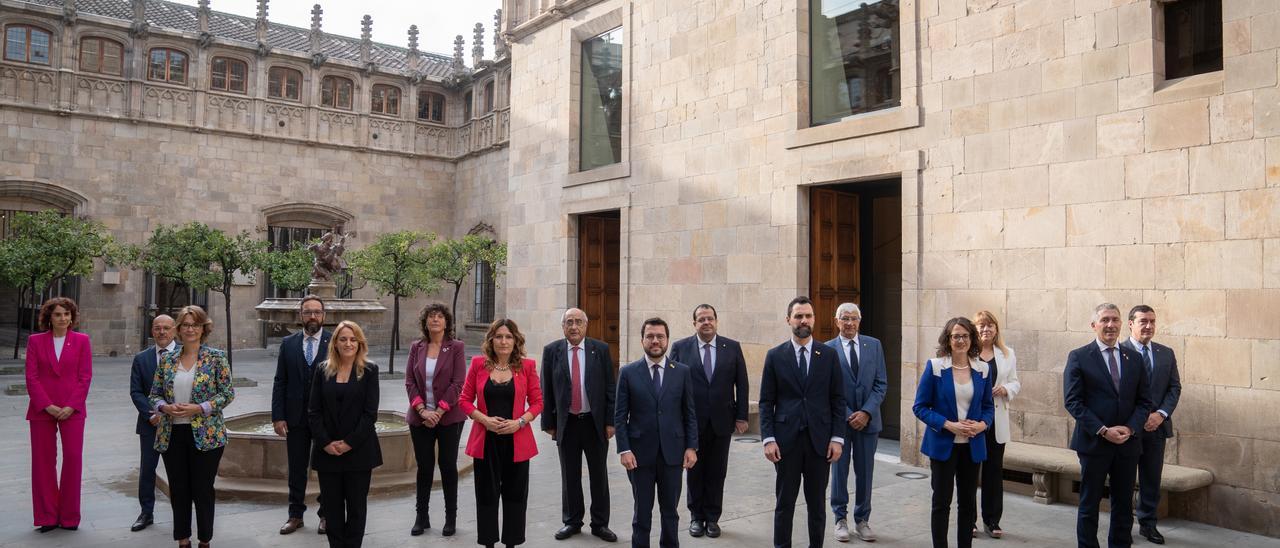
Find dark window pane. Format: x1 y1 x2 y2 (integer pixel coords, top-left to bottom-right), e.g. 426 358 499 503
29 28 50 64
169 52 186 83
810 0 900 126
229 60 246 92
211 58 227 90
432 94 445 122
338 79 352 109
321 77 335 106
473 261 495 323
463 91 473 120
1165 0 1223 79
579 27 623 171
4 27 24 62
484 81 495 113
285 71 300 100
149 49 166 80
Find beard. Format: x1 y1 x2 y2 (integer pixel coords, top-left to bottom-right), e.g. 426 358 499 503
304 319 322 334
645 345 667 360
791 324 812 339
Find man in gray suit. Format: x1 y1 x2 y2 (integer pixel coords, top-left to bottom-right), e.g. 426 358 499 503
825 303 888 543
1121 305 1180 545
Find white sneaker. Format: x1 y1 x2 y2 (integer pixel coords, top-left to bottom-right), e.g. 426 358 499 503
855 521 877 542
834 518 851 542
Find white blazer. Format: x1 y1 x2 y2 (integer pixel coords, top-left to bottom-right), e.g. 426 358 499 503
989 346 1021 444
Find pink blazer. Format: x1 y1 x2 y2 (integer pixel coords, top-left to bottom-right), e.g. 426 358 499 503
25 331 93 421
458 356 543 462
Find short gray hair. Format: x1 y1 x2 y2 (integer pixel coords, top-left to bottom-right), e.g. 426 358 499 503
835 303 862 319
1091 302 1120 323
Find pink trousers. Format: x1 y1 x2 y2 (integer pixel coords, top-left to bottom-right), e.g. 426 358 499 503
29 416 85 527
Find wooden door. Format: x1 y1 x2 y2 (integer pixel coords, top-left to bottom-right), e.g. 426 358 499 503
809 188 861 342
578 213 621 367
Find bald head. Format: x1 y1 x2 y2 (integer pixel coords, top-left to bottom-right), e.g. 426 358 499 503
562 308 588 345
152 314 176 348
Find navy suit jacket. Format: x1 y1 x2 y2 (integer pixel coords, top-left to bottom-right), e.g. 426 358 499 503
1063 342 1153 457
272 329 331 427
912 357 995 462
758 340 847 457
614 358 699 467
824 334 889 434
668 335 750 436
1119 339 1181 439
130 345 163 435
540 337 616 444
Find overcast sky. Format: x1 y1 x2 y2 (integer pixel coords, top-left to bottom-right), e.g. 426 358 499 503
167 0 503 59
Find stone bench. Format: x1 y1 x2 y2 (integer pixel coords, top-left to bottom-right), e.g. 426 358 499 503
1004 442 1213 509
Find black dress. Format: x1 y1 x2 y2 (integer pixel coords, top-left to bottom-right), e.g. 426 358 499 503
475 377 529 547
980 356 1004 529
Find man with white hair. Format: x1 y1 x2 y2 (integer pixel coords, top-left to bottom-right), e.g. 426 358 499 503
824 303 888 543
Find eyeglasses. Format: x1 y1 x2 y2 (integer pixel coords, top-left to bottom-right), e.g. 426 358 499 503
563 319 586 326
179 323 202 330
838 316 861 322
950 334 970 340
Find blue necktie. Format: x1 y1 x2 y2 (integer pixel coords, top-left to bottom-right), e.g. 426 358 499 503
1105 347 1120 391
305 337 315 368
1142 345 1153 376
848 340 860 381
652 363 662 394
798 346 808 378
702 343 713 380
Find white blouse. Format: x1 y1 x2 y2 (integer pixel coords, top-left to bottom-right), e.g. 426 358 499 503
423 357 438 409
953 378 974 444
172 365 197 425
53 335 66 360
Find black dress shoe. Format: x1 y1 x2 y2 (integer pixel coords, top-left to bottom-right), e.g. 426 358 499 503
442 511 456 537
37 525 57 533
59 525 77 531
591 526 618 542
1140 526 1165 545
132 513 155 532
706 522 721 538
317 518 326 535
554 525 581 540
689 520 705 537
411 510 429 536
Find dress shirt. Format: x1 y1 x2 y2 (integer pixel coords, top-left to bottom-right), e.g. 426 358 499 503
1094 339 1122 436
156 340 177 363
837 334 861 369
696 335 717 375
566 340 591 414
1129 337 1168 418
304 332 322 366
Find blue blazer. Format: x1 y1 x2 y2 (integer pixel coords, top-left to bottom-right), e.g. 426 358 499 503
614 358 699 467
129 345 164 435
758 340 847 457
1119 339 1180 439
824 334 889 434
272 329 331 427
1063 342 1152 456
913 357 995 463
668 335 750 436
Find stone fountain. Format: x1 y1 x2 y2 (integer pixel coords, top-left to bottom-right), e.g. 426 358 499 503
255 223 386 326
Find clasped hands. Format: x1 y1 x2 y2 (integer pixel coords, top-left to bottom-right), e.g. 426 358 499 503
43 404 75 421
323 440 352 456
846 411 870 430
160 402 203 419
417 406 444 427
479 414 523 435
1101 425 1133 444
944 419 987 439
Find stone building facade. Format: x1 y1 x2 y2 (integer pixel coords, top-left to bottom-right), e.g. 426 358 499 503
0 0 511 354
498 0 1280 535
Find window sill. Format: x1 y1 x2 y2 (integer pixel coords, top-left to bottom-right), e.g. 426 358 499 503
786 105 920 149
567 161 629 187
1153 70 1223 105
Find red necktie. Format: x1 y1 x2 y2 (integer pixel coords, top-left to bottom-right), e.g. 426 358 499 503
570 346 583 414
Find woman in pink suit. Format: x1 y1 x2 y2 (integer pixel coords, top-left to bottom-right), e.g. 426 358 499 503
25 297 93 533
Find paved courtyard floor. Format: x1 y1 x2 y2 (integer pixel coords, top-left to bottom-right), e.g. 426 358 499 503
0 347 1273 547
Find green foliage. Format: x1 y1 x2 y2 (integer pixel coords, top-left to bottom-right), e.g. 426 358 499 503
348 231 440 298
262 242 314 293
426 234 508 313
0 210 125 294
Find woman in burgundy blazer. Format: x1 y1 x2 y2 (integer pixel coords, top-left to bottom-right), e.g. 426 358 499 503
25 297 93 532
403 303 467 536
459 319 543 548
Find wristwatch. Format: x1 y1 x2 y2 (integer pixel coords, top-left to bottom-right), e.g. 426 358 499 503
517 417 527 428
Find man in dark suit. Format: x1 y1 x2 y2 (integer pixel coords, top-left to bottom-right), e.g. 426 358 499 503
272 295 331 535
1064 303 1153 548
1121 305 1180 545
760 296 846 548
668 304 748 539
824 303 888 543
128 314 176 532
541 307 618 542
617 317 699 548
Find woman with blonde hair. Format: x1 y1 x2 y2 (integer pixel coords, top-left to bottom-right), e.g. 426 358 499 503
308 321 382 548
972 310 1020 539
150 305 234 548
459 319 543 548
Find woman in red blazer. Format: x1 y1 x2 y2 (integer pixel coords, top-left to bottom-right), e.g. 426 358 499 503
25 297 93 532
404 303 467 536
459 318 543 548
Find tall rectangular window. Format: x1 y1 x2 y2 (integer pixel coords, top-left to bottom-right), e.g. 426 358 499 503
1164 0 1223 80
810 0 900 126
5 25 51 65
473 260 495 324
579 27 623 172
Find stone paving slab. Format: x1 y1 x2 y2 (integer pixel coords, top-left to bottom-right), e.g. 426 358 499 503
0 350 1274 547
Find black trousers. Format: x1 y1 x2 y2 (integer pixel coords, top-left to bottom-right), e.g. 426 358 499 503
930 447 979 548
773 440 829 548
286 423 323 519
410 421 463 515
1136 432 1167 528
686 421 731 523
557 413 610 528
629 460 683 548
979 430 1005 527
475 432 529 546
318 470 372 548
161 425 224 542
1077 451 1138 548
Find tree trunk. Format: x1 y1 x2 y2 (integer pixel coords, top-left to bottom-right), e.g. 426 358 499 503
223 286 234 373
12 286 26 359
451 282 462 319
388 295 398 374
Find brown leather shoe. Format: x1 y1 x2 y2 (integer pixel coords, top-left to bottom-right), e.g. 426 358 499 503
279 518 304 535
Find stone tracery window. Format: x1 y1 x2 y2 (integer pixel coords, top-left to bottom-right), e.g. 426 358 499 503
210 56 248 93
148 48 188 84
268 66 302 101
371 84 401 116
4 24 52 65
321 75 354 110
79 37 123 76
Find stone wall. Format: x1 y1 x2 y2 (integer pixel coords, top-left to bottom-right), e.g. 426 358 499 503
504 0 1280 535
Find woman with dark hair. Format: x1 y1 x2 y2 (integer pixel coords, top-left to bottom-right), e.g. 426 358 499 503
26 297 92 533
405 303 467 536
310 320 382 548
459 319 543 548
972 310 1020 539
912 317 994 548
150 305 235 548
